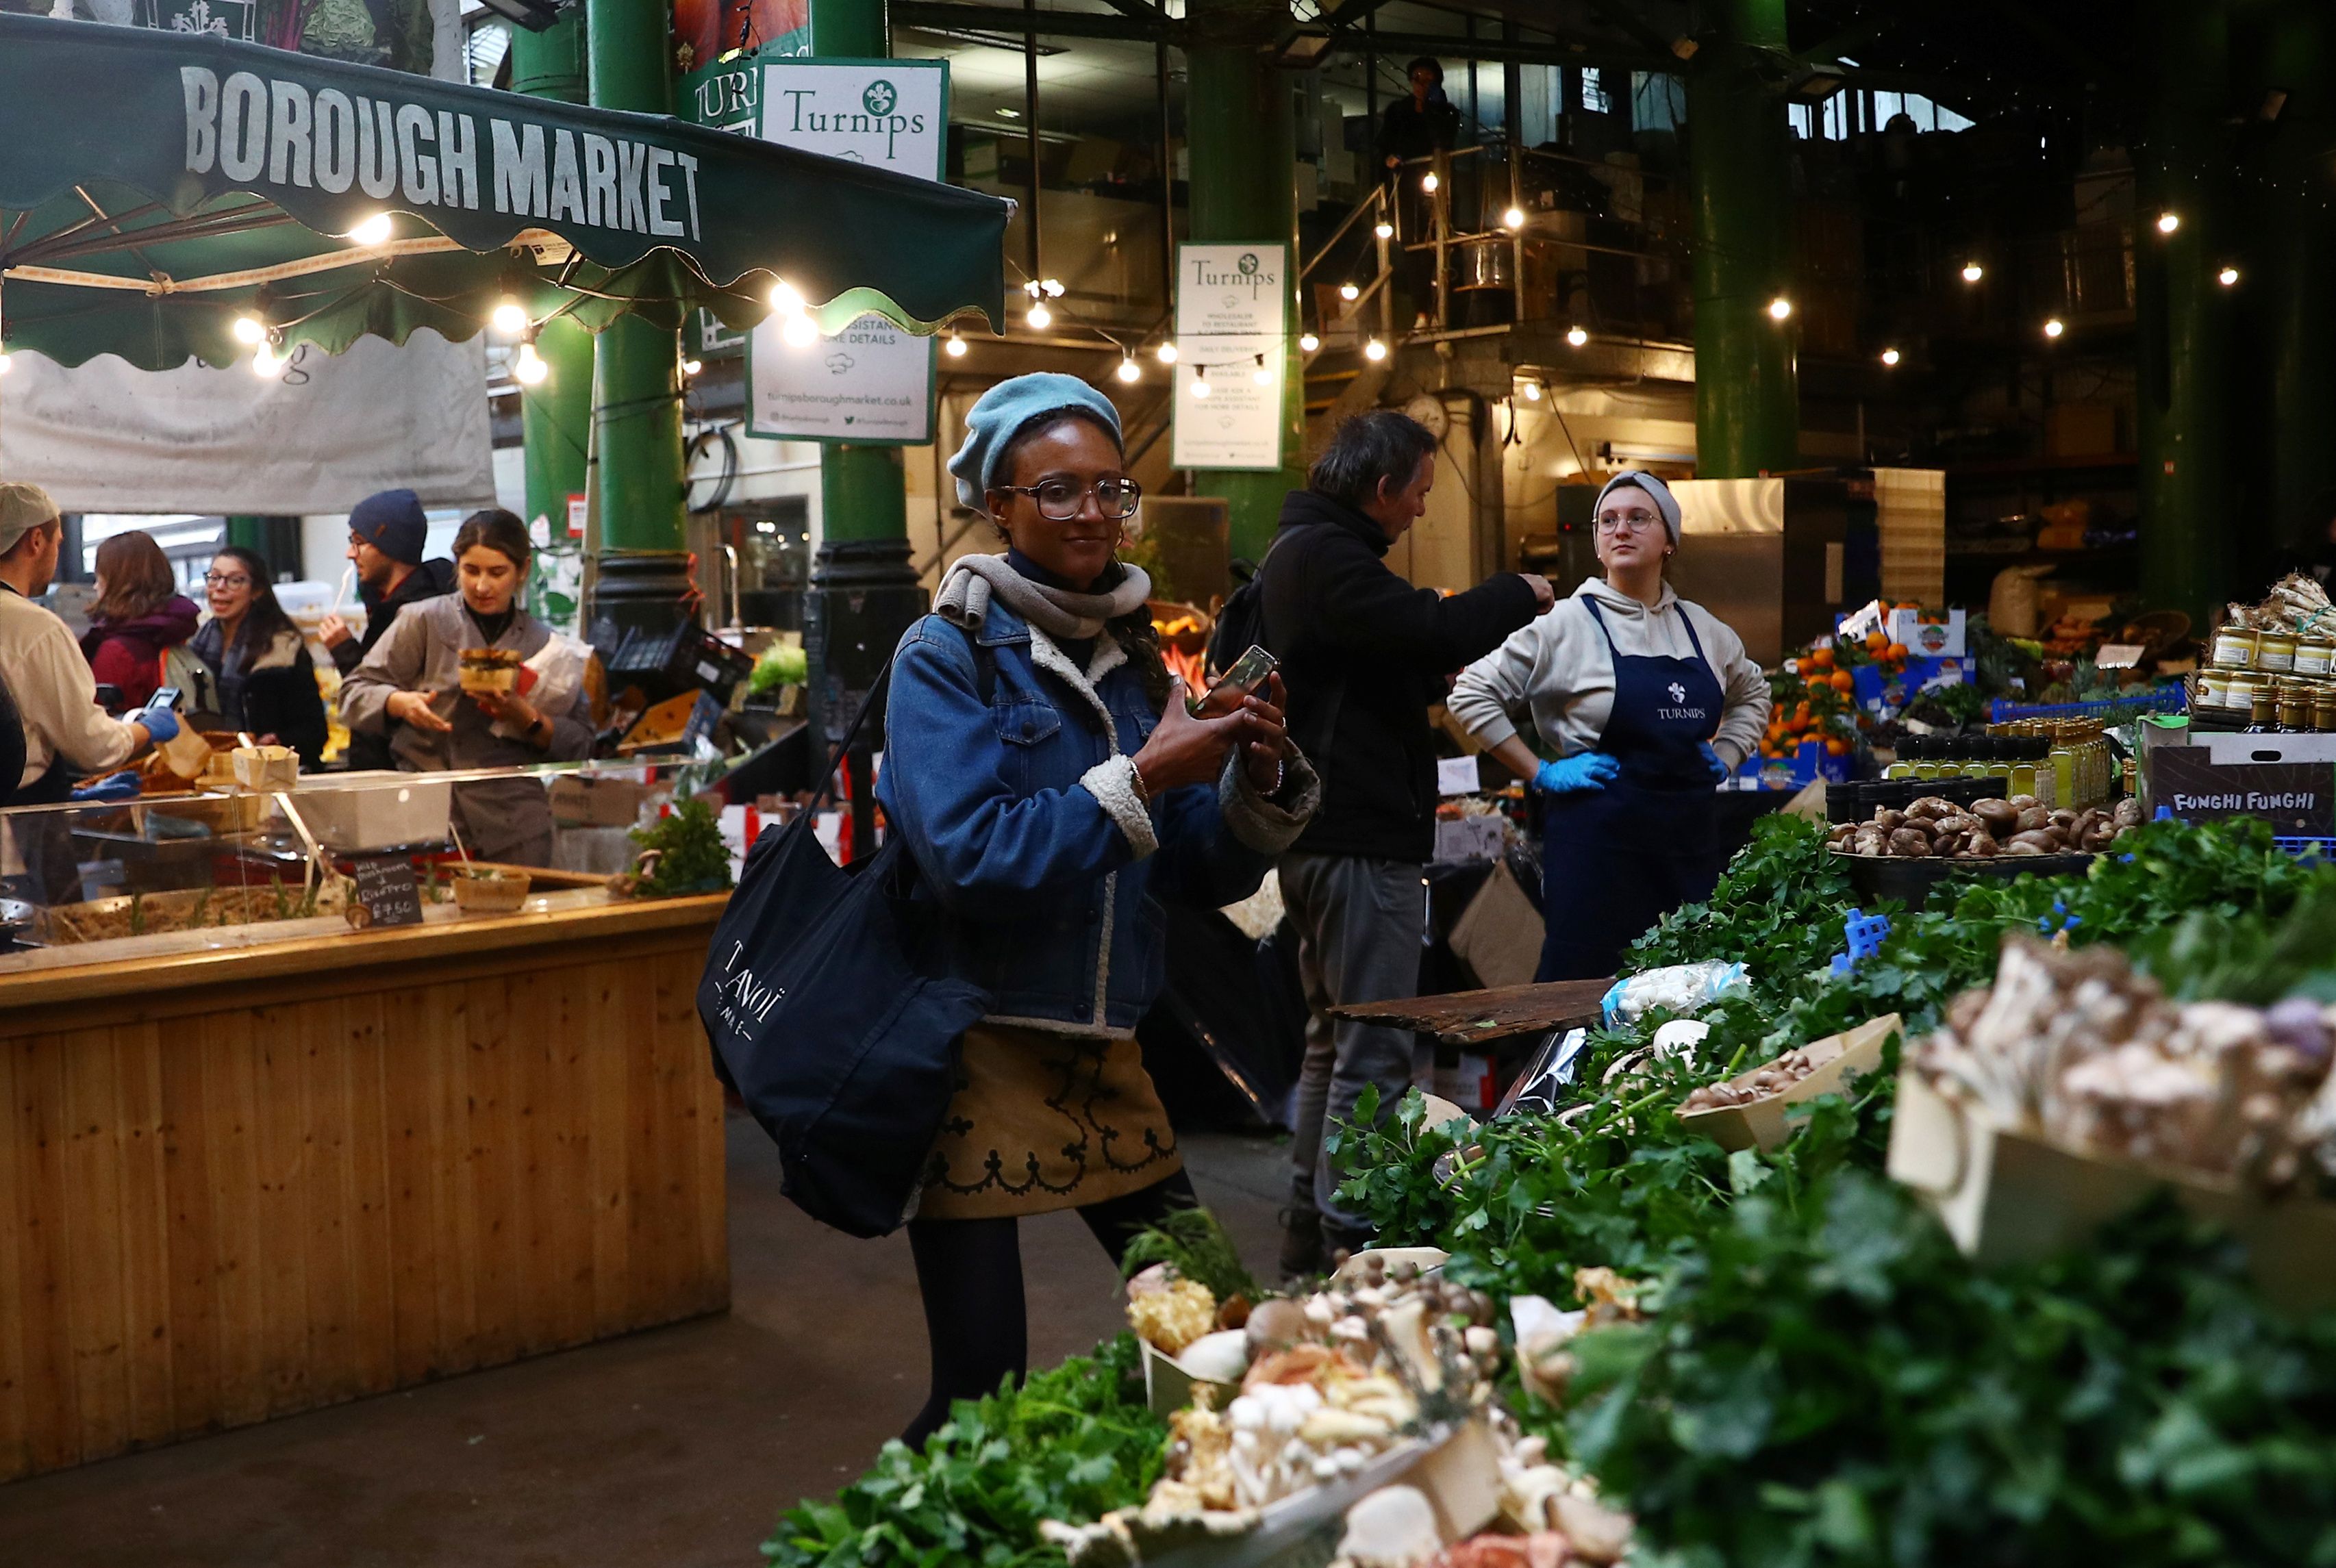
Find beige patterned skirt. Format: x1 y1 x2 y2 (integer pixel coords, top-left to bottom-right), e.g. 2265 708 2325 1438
917 1022 1184 1220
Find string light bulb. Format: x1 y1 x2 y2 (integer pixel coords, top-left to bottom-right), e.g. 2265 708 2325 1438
1363 338 1387 362
251 341 286 379
1768 296 1794 321
1252 354 1271 386
1881 346 1901 366
1191 370 1212 399
1521 379 1542 402
1421 172 1439 192
1566 325 1588 347
946 332 968 358
1299 331 1320 352
346 213 392 246
770 279 806 313
1339 281 1360 301
231 314 266 345
2218 265 2241 286
1026 303 1052 329
681 356 703 377
1373 221 1394 240
1156 340 1179 365
2043 317 2065 339
1961 261 1984 283
490 295 528 337
514 339 548 384
1116 355 1140 383
1501 206 1526 231
2156 211 2181 234
1040 278 1065 298
782 312 818 347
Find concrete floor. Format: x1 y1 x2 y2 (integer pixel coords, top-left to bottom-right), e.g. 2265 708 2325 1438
0 1115 1292 1568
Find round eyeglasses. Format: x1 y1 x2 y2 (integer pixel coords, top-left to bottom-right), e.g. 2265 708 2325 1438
1004 477 1143 522
1594 511 1661 535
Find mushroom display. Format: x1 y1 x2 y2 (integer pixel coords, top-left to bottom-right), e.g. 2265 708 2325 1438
1828 795 2141 859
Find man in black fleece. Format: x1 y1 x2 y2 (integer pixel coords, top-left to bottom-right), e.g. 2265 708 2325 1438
1259 410 1552 1272
317 488 454 770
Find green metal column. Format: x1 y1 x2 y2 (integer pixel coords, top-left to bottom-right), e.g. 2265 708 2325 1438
1686 0 1798 476
508 14 592 538
2264 1 2335 564
1185 0 1305 562
2135 0 2231 618
584 0 692 643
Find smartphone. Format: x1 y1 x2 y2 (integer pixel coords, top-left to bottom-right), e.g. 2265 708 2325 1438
145 687 181 712
1188 644 1279 718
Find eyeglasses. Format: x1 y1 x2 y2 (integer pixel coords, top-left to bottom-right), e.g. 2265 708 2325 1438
203 572 252 588
1004 477 1143 522
1594 511 1661 535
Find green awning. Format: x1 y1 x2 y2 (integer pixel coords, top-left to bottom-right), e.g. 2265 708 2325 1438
0 15 1011 370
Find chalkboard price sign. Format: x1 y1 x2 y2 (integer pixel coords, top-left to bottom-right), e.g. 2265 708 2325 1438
346 857 425 931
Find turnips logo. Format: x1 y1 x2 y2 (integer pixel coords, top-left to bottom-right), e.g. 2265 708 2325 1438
1668 681 1686 704
862 80 899 117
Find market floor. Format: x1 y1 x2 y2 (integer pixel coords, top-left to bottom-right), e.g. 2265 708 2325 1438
0 1114 1294 1568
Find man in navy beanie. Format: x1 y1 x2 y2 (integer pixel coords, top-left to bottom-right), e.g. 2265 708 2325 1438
320 488 453 768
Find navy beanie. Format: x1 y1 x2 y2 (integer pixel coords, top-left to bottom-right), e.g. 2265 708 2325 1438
349 488 427 566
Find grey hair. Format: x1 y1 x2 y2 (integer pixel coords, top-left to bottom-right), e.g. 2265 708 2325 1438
1308 410 1440 512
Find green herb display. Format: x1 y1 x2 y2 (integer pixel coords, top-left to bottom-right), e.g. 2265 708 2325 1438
1118 1207 1261 1306
764 1335 1165 1568
627 797 734 896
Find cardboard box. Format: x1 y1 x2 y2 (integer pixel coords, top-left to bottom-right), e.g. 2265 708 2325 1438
1887 1070 2336 1315
1885 607 1966 658
1448 860 1542 989
549 774 653 828
1676 1013 1900 1152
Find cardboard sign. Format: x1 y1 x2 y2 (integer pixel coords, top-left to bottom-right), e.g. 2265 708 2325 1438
1436 755 1482 796
2149 746 2335 835
345 857 425 931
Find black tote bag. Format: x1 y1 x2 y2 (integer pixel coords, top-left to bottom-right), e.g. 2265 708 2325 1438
698 662 990 1238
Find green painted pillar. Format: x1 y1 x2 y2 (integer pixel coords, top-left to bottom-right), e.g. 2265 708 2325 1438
2135 0 2231 618
583 0 692 644
1686 0 1798 476
508 14 592 539
2264 1 2335 564
1185 0 1305 562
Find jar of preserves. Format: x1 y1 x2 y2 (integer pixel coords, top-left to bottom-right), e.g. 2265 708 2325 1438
2196 670 2230 711
2212 625 2260 669
2296 637 2336 679
2259 632 2300 673
2279 682 2313 731
2317 688 2336 733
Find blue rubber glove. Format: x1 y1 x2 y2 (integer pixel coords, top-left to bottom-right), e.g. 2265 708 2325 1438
1698 742 1731 783
71 772 140 802
138 705 181 746
1533 752 1620 795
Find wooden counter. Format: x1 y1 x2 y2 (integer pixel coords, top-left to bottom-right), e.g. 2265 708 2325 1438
0 890 731 1484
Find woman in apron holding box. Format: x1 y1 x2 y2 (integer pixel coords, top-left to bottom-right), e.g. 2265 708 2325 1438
1446 471 1772 980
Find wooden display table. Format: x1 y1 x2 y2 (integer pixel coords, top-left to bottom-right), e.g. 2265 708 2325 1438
0 888 730 1484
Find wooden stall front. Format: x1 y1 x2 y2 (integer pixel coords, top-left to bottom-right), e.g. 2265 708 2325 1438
0 889 729 1484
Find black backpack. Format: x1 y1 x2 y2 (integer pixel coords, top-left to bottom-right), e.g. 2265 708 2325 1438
1207 524 1344 760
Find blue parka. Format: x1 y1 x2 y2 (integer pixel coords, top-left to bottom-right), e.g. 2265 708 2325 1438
877 600 1319 1037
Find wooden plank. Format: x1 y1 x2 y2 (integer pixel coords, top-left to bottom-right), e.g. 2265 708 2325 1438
158 1017 222 1450
621 952 670 1325
464 976 520 1369
533 968 594 1350
295 998 360 1408
60 1026 131 1463
199 1009 268 1430
379 984 443 1387
340 992 398 1397
111 1024 177 1450
11 1034 77 1472
427 978 481 1377
0 1036 32 1476
660 950 729 1316
584 958 633 1338
250 1006 315 1417
1325 977 1614 1044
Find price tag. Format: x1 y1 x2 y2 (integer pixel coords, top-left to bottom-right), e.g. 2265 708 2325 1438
1437 755 1482 796
345 857 425 931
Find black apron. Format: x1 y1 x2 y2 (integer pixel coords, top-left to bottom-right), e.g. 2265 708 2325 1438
1536 596 1727 982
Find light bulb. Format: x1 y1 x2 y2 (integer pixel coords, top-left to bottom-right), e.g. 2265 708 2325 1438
2218 265 2240 286
1116 356 1140 383
346 213 392 246
1363 338 1387 362
1024 279 1043 298
1156 341 1179 365
2156 211 2180 234
1566 325 1588 347
1768 296 1793 321
514 342 548 384
1522 380 1542 401
490 296 527 337
770 279 805 313
782 312 818 347
1961 261 1983 283
2044 318 2065 338
251 342 285 379
1421 172 1439 192
1041 278 1065 298
1373 221 1394 240
946 333 968 358
1501 206 1525 230
1191 374 1212 399
1881 346 1901 366
1253 361 1272 386
1027 303 1052 329
1339 281 1360 301
1299 332 1320 352
231 314 266 345
681 357 703 377
0 350 14 376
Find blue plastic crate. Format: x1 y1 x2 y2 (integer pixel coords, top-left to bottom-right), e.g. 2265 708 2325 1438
1988 686 2189 724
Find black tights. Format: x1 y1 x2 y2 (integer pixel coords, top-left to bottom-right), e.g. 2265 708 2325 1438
902 1167 1198 1448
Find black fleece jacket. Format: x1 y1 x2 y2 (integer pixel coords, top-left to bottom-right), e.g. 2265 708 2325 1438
1257 490 1541 862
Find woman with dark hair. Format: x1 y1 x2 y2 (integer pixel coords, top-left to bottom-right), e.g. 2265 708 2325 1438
878 372 1319 1446
189 546 328 767
79 530 198 711
340 509 592 865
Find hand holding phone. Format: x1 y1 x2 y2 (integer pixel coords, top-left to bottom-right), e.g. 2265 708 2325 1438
1188 644 1279 718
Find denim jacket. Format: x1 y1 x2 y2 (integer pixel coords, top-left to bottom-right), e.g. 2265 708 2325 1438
877 601 1320 1038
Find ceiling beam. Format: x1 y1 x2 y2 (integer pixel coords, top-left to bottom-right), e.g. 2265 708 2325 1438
891 0 1172 43
1327 27 1670 73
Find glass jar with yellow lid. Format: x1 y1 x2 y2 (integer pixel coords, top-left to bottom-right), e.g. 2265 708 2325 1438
2296 635 2336 679
2212 625 2261 669
2259 632 2300 673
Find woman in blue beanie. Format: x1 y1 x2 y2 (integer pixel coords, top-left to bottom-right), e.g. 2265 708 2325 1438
877 372 1320 1445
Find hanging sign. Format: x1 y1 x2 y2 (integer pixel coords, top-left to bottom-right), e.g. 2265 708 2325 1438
1171 243 1288 472
744 58 947 444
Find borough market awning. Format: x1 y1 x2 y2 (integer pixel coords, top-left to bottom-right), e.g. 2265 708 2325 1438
0 15 1012 371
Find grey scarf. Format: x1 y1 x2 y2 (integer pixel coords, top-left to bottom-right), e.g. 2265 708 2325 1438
933 553 1151 642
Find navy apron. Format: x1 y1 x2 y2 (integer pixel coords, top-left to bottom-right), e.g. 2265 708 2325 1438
1536 596 1728 983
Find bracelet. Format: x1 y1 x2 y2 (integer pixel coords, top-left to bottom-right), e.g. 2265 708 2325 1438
1127 756 1152 805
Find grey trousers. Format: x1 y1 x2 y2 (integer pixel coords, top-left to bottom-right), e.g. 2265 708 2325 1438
1279 851 1427 1233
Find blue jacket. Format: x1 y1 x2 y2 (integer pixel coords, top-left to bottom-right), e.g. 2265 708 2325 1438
877 601 1319 1038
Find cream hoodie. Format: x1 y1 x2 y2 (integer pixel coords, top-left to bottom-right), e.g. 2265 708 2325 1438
1447 577 1772 769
